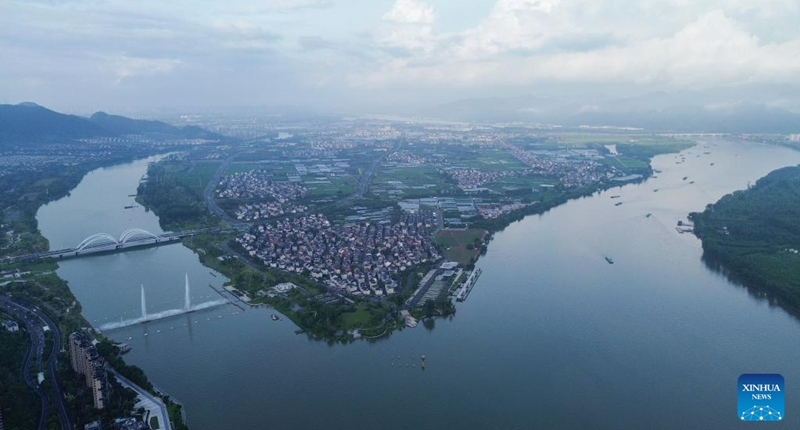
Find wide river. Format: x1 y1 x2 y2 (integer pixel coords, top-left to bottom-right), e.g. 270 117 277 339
38 140 800 429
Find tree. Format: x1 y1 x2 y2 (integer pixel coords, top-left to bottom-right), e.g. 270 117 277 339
423 299 436 315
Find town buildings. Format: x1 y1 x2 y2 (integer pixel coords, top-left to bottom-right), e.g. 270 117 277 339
68 332 109 410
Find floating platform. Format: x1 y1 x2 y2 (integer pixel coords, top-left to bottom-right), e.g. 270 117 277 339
455 268 482 302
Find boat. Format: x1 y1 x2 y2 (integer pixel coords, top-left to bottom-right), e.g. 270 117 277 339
614 202 623 206
271 314 280 321
610 195 621 199
209 272 217 277
646 213 652 218
605 256 614 264
682 176 688 180
123 205 135 209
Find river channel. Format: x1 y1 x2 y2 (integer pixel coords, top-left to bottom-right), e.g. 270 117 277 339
37 141 800 429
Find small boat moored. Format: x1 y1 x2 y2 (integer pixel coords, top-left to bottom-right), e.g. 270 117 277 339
605 256 614 264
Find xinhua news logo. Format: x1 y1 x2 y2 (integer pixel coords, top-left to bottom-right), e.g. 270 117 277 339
739 374 784 422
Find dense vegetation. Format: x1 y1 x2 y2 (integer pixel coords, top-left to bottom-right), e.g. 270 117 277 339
0 329 39 430
137 163 217 229
691 165 800 312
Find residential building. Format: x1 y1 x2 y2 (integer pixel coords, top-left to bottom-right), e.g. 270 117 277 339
69 332 109 410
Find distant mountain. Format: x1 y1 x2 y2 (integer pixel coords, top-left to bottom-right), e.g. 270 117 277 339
89 111 180 135
423 93 800 133
89 112 222 139
0 103 111 143
0 103 222 144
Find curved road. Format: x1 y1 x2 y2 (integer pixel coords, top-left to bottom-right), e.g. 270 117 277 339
203 153 251 230
1 294 72 430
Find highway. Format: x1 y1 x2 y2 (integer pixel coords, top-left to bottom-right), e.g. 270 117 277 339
336 141 400 207
1 294 72 430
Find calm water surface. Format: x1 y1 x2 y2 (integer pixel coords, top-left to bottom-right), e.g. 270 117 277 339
37 141 800 429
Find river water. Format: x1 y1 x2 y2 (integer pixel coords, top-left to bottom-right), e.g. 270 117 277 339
37 141 800 429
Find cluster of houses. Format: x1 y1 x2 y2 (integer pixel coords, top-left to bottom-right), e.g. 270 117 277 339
234 202 308 221
475 201 531 218
217 170 308 202
218 170 310 221
503 143 606 188
443 168 520 190
236 211 441 297
385 150 427 165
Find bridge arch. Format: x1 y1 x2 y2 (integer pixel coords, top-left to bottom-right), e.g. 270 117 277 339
76 233 118 251
119 228 159 244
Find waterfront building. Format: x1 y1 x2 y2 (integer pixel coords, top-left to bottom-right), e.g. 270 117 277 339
69 332 109 410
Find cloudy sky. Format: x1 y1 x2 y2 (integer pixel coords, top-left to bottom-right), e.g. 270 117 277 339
2 0 800 114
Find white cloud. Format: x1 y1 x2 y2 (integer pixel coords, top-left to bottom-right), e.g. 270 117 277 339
356 2 800 94
383 0 436 24
110 56 180 84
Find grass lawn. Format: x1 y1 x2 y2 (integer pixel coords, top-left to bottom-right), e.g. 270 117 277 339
341 304 372 328
435 228 486 266
612 156 649 169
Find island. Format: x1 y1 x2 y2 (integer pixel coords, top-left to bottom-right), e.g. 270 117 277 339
691 165 800 314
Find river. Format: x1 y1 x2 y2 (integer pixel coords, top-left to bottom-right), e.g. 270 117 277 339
37 140 800 429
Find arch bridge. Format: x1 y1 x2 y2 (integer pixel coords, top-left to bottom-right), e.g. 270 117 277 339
5 228 213 264
76 228 163 251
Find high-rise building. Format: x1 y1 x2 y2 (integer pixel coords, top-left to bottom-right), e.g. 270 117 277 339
68 332 109 410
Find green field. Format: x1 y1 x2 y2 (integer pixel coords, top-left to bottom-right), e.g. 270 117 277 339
459 149 527 171
172 162 220 193
372 165 457 197
435 228 486 266
610 156 649 169
306 175 357 197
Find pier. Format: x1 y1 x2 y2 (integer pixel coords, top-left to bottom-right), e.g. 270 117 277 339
455 268 482 302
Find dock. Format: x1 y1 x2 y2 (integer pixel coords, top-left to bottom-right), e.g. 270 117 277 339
455 268 482 302
208 283 245 311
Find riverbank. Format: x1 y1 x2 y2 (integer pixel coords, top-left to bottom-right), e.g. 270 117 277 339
0 152 197 429
691 165 800 316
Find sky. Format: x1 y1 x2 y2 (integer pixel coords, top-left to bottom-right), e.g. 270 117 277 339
2 0 800 115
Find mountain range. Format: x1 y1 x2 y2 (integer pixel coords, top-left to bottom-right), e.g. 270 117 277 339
0 102 221 144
